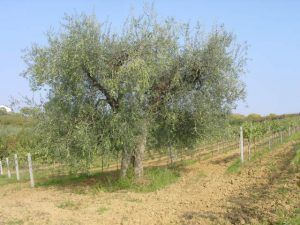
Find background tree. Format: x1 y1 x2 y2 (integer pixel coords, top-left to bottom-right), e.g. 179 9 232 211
23 9 247 178
247 113 262 122
0 108 8 116
229 113 246 125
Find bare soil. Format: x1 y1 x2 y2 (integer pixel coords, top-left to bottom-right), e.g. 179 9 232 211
0 141 299 225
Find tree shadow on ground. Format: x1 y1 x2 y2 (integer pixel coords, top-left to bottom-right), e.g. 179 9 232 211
35 161 191 193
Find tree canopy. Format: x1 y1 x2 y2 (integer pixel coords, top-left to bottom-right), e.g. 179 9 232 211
23 9 247 177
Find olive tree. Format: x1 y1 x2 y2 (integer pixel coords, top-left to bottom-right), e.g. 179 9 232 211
23 10 247 178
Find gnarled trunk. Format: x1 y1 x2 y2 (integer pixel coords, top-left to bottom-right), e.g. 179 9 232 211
120 123 147 178
120 150 131 177
133 132 146 178
168 147 174 166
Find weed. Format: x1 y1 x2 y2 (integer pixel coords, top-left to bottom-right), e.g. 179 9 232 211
178 159 198 167
250 149 266 162
36 172 98 187
137 167 180 192
36 165 180 194
268 162 278 172
126 198 142 203
226 137 294 175
97 207 109 214
290 148 300 167
6 219 23 225
275 211 300 225
0 176 19 186
197 171 207 178
57 200 79 210
226 159 242 174
277 186 289 195
92 167 180 193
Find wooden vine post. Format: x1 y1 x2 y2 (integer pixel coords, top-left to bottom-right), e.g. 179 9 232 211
14 154 20 181
27 153 35 187
240 126 244 163
0 160 3 175
6 157 11 178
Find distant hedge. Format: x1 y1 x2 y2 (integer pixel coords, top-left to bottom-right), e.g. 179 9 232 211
0 113 34 127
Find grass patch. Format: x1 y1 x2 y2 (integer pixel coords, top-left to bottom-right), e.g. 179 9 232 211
57 200 80 210
138 167 180 192
97 167 180 193
0 165 75 187
226 159 242 174
0 176 17 186
268 162 279 173
286 131 300 142
249 131 300 164
250 148 267 162
97 207 109 214
37 166 180 193
197 170 207 178
275 208 300 225
177 159 198 167
291 146 300 167
6 219 24 225
277 186 289 195
36 172 102 187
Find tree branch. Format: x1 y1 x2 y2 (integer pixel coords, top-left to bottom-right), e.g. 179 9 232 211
82 66 119 110
149 62 180 112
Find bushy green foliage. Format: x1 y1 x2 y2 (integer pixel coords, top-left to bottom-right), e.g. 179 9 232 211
22 8 247 174
243 121 268 140
0 113 33 127
0 113 36 159
0 108 7 116
242 116 300 141
229 113 246 125
230 112 300 126
247 113 262 122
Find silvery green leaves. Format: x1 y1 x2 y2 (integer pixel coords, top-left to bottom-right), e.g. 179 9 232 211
22 9 247 176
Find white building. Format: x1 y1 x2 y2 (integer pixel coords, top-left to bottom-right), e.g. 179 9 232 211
0 105 12 113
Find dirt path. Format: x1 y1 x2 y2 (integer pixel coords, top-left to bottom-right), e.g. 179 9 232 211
0 140 299 225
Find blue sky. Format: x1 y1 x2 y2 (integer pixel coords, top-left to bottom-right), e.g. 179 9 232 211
0 0 299 115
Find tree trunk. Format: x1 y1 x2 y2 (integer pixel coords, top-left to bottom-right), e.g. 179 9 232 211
116 152 119 170
120 150 130 177
133 133 146 178
168 147 174 166
120 123 147 178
